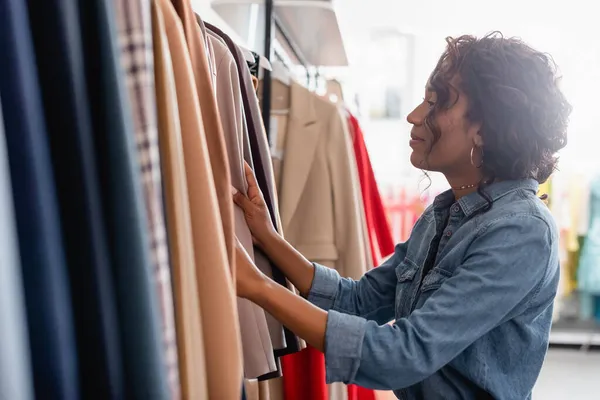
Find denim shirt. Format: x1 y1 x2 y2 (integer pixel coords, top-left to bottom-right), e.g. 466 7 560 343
308 179 559 400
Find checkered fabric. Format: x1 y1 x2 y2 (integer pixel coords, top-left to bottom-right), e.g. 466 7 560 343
112 0 180 398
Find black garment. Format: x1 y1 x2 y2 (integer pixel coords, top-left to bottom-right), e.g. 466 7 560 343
77 0 168 398
26 0 124 397
0 0 79 397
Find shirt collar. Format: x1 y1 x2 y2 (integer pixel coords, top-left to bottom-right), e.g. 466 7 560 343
433 179 539 216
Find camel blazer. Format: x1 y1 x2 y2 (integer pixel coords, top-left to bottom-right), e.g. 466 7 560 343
170 0 235 272
207 33 278 378
274 81 368 279
157 0 243 398
151 3 207 398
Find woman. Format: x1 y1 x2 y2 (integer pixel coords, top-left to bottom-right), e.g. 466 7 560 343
233 32 571 399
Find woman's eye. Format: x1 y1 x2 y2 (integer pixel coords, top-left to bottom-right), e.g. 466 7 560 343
426 100 436 107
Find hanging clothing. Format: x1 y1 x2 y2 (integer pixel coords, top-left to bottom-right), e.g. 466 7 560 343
578 175 600 296
206 21 303 361
78 0 168 396
347 112 395 265
207 30 278 380
25 0 123 396
151 2 208 398
112 0 181 397
273 81 367 279
0 97 34 400
157 0 244 397
0 0 79 397
271 81 369 400
282 347 328 400
170 0 235 272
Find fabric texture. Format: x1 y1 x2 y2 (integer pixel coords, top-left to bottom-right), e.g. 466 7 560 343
112 0 180 396
158 0 243 397
170 0 235 273
78 0 168 397
0 97 34 400
26 0 124 396
152 2 208 398
308 179 559 400
0 1 80 397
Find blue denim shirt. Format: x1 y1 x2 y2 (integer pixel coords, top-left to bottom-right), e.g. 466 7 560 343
308 179 559 400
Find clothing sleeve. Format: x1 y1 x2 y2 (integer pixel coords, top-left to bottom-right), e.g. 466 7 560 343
322 214 555 390
308 242 407 325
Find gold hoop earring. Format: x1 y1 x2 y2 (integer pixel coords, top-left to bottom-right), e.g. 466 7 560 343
470 146 483 169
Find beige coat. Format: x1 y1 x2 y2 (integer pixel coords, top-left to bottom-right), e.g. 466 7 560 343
158 0 243 398
171 0 235 273
207 33 278 378
273 81 368 279
151 3 207 398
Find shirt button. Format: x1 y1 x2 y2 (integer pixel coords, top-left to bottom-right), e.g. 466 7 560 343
452 205 460 213
446 230 452 237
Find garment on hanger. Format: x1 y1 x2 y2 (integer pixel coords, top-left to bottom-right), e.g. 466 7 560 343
157 0 244 397
0 97 34 400
207 30 279 380
273 81 367 277
152 2 208 398
170 0 235 272
112 0 181 397
206 22 303 361
272 80 369 400
26 0 123 396
0 1 79 397
78 0 168 396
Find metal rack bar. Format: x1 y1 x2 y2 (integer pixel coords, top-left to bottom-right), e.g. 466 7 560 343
261 0 274 140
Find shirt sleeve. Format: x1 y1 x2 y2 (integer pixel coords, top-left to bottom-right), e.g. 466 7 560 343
308 242 407 325
322 214 555 390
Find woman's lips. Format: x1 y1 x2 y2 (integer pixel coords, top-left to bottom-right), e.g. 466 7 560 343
409 136 425 147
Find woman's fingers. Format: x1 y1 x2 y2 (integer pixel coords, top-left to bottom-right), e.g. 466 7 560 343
243 162 261 196
232 187 253 212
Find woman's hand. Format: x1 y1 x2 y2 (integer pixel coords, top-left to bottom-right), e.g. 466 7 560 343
233 162 278 247
235 234 328 351
235 238 267 300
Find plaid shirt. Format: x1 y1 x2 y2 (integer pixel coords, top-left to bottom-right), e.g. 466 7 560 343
112 0 180 398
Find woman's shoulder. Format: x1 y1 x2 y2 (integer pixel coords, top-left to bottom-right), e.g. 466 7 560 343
475 189 558 243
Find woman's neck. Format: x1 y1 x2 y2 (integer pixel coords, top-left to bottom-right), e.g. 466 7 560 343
445 170 483 200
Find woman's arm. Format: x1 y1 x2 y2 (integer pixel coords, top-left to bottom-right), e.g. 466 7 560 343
258 230 316 296
234 161 403 323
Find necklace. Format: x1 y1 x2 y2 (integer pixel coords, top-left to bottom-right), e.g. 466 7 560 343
452 183 478 190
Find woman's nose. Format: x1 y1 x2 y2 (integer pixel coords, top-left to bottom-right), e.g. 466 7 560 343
407 106 424 126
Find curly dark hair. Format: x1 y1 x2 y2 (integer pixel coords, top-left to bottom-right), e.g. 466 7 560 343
426 32 571 186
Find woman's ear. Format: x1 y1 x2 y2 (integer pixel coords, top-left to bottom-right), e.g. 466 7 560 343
473 133 484 148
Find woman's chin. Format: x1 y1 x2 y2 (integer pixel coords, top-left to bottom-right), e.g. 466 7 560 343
410 151 426 169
